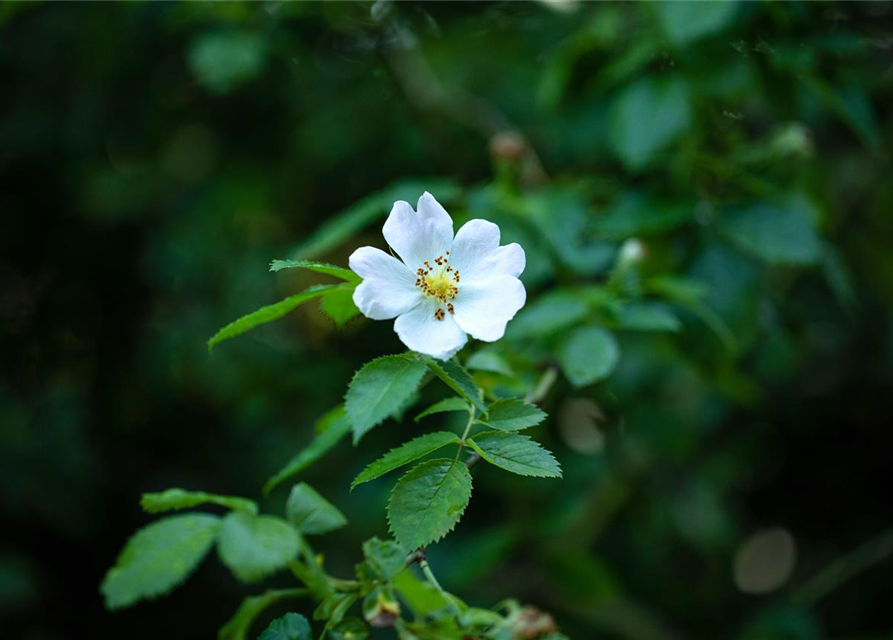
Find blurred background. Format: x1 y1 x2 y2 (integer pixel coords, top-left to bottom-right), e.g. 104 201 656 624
2 2 892 639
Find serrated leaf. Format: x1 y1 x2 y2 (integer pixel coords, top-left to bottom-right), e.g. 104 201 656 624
285 483 347 535
387 459 472 550
422 357 487 415
352 432 460 489
467 431 562 478
208 285 336 351
270 259 361 284
480 399 546 432
346 355 427 443
465 350 514 377
101 514 220 609
217 513 300 583
141 488 258 515
264 406 352 495
218 588 308 640
557 325 620 387
362 537 407 582
414 398 470 423
320 285 361 328
257 613 312 640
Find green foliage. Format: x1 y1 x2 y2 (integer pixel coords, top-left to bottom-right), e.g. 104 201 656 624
217 513 300 583
721 196 822 266
557 325 620 387
352 432 460 490
285 483 348 535
656 1 740 46
219 589 308 640
264 406 352 495
614 302 682 333
593 192 694 238
387 459 473 550
101 514 220 609
269 259 361 284
188 30 268 95
467 432 562 479
506 290 589 339
465 350 514 377
319 286 361 328
257 613 312 640
422 358 487 414
141 489 258 515
346 355 428 443
480 399 546 432
414 398 470 423
208 285 336 351
362 538 407 582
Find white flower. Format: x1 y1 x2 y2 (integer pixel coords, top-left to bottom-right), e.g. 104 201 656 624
349 192 526 360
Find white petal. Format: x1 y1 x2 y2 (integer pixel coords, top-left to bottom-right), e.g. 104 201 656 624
349 246 422 320
449 219 525 281
452 275 526 342
394 299 468 360
382 192 453 270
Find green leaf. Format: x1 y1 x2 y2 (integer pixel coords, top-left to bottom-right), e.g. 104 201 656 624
721 196 822 266
422 357 487 415
608 75 692 172
615 302 682 333
101 514 220 609
270 259 361 284
557 325 620 387
393 569 456 617
506 290 590 339
467 431 562 478
480 399 546 432
208 285 336 351
188 30 268 95
264 406 352 495
465 350 514 377
657 1 740 46
141 488 258 515
346 355 428 443
328 617 368 640
217 513 300 583
362 537 407 582
351 432 460 490
387 459 472 550
285 483 347 535
218 589 308 640
257 613 312 640
314 592 357 625
593 192 694 238
414 398 470 423
320 285 361 328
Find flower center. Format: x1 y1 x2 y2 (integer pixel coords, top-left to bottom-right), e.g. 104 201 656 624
414 252 459 321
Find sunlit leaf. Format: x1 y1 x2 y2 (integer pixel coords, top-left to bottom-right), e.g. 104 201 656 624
285 483 347 535
217 513 300 583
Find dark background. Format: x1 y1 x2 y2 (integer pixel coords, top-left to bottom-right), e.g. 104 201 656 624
1 2 892 639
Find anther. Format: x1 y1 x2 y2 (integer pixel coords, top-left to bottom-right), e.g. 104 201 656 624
434 308 445 321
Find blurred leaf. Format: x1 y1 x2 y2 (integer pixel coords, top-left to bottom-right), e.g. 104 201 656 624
822 244 858 315
264 406 352 495
141 488 258 515
320 285 361 328
218 589 308 640
257 613 312 640
608 75 692 172
557 326 620 386
465 350 514 377
328 617 368 640
414 397 470 423
467 431 561 478
285 483 347 535
721 196 821 266
657 1 741 46
101 514 220 609
362 538 407 582
314 592 357 626
593 192 694 238
352 432 459 490
270 260 361 284
393 569 455 617
188 30 268 95
507 290 590 339
615 302 682 333
346 355 428 443
217 513 300 583
387 459 472 550
422 357 487 414
480 399 546 432
208 285 336 351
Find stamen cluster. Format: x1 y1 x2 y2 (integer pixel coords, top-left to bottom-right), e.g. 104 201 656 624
414 251 460 320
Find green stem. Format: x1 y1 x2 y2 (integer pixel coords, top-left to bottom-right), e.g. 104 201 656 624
420 557 461 616
454 408 476 461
